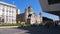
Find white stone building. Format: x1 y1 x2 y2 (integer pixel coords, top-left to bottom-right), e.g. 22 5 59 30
0 1 18 24
19 6 42 24
17 9 20 15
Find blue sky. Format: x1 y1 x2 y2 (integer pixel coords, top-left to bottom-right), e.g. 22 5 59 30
0 0 59 21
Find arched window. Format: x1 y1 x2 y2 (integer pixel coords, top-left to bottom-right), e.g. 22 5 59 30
28 14 32 17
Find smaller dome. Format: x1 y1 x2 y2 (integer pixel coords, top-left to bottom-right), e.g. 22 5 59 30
28 6 33 12
28 6 32 9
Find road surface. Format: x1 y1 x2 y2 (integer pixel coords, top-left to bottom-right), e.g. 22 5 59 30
0 26 60 34
0 28 29 34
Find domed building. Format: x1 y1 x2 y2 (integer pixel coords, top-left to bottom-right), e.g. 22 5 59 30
17 6 42 24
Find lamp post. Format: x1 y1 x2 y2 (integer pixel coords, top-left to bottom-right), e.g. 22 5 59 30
58 16 60 25
59 16 60 25
59 16 60 21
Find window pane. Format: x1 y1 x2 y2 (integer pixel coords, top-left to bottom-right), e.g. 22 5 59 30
48 0 60 5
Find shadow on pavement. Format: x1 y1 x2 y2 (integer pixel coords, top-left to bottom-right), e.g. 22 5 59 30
17 25 60 34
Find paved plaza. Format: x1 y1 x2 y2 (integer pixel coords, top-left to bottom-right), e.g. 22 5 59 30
0 28 29 34
0 26 60 34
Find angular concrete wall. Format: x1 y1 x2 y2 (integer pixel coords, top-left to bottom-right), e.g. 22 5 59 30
39 0 60 11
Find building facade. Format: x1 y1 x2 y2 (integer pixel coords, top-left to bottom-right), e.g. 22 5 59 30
18 6 42 24
39 0 60 16
0 1 17 24
39 0 60 25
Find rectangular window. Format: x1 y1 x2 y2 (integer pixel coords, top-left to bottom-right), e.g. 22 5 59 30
48 0 60 5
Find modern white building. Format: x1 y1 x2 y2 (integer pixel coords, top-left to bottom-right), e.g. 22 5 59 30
0 1 17 24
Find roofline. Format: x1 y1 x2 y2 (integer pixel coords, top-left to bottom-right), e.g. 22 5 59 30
0 1 16 8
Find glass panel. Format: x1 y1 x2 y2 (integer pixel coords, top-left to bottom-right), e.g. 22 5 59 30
48 0 60 5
